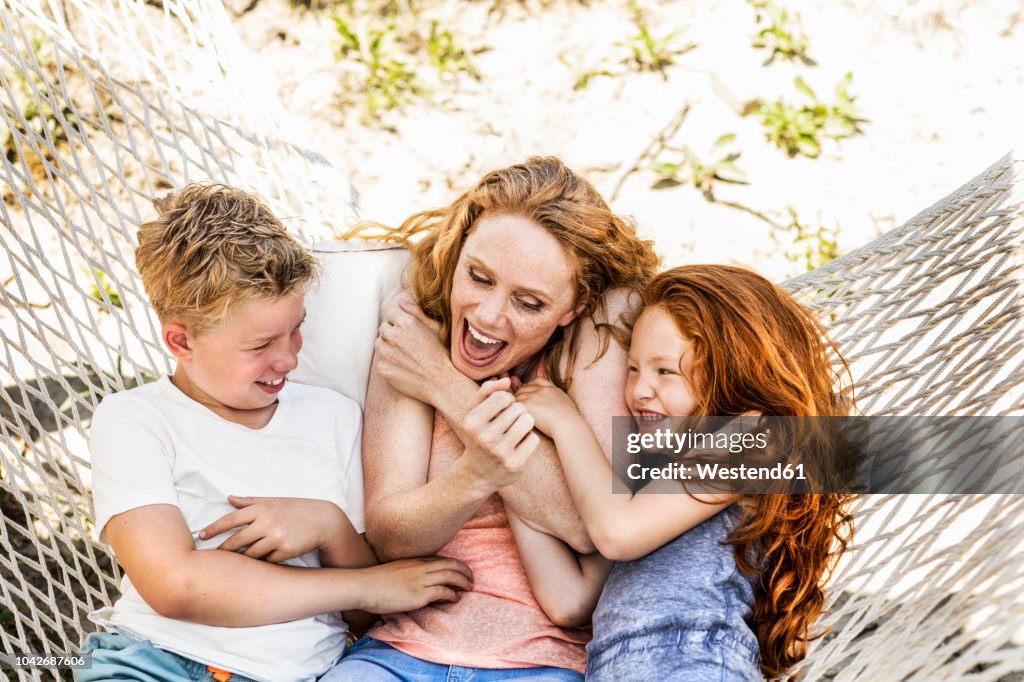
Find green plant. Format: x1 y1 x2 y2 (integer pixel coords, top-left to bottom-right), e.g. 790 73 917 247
772 206 840 272
650 133 748 200
426 20 479 80
332 14 422 119
2 36 81 165
751 73 866 158
557 54 614 91
621 1 696 78
87 267 122 309
748 0 814 65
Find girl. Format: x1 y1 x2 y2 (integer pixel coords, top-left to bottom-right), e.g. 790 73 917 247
514 264 856 681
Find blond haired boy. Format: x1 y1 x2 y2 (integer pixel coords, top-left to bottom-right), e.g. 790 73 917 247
79 184 470 682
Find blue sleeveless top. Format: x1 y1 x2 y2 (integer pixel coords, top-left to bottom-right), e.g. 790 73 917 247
586 506 762 681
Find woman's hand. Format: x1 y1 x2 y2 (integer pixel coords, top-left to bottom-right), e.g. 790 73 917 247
199 496 348 564
374 292 457 404
515 378 582 439
457 378 540 492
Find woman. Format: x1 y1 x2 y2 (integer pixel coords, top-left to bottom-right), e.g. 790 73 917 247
323 157 658 680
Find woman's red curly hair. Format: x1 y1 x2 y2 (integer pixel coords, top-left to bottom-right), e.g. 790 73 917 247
643 265 856 679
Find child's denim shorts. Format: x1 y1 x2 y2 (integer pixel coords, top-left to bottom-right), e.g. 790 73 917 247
585 627 762 682
74 631 259 682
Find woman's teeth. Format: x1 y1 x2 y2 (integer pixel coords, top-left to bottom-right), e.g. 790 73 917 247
468 325 501 344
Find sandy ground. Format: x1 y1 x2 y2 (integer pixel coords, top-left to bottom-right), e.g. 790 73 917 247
229 0 1024 279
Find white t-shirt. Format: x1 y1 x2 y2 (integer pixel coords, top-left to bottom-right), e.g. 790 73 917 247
87 376 364 682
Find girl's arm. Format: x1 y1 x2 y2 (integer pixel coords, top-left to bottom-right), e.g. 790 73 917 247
516 380 736 562
506 506 612 628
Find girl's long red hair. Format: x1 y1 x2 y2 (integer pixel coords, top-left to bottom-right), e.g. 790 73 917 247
644 265 856 679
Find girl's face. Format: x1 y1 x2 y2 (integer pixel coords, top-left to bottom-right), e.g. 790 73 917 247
626 305 700 427
449 213 580 381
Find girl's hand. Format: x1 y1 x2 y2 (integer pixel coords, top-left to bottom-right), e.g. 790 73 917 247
515 378 580 438
457 378 539 492
199 496 347 563
375 292 455 404
359 557 473 614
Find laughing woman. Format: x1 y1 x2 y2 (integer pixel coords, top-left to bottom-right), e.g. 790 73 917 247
322 157 659 681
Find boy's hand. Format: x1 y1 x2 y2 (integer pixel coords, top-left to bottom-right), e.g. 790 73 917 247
200 496 345 563
515 378 579 438
359 557 473 614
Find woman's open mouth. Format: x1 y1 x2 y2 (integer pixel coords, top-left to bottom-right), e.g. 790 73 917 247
457 320 508 367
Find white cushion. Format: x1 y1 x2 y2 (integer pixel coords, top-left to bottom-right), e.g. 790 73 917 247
291 240 410 407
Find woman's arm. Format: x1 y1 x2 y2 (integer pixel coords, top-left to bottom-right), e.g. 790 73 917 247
105 504 473 626
370 295 593 553
507 506 612 628
363 351 539 560
516 379 736 562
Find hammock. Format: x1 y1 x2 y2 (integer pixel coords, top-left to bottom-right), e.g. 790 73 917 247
1 0 1021 679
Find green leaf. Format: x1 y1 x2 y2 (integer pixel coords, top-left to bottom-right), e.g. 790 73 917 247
794 76 816 100
712 133 736 148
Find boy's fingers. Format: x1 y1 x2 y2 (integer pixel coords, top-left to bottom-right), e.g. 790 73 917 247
200 508 253 540
227 494 256 509
430 569 473 592
426 557 473 582
427 586 459 604
217 525 259 552
242 537 274 560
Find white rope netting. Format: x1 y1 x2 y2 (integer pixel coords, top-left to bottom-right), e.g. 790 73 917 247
0 0 1022 680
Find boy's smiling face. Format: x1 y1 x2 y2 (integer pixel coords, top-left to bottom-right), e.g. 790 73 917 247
165 293 306 427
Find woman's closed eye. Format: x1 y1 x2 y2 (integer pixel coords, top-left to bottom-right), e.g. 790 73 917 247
516 297 544 312
470 267 544 312
468 267 491 285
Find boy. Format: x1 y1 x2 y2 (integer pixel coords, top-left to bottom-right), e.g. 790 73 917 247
79 184 471 682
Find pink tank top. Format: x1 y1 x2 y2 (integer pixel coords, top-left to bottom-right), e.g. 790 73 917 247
368 412 589 672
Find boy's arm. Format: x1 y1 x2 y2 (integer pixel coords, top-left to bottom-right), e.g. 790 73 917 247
507 506 611 628
106 503 472 626
199 495 377 568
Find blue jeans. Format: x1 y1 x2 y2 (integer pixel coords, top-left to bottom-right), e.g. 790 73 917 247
585 628 762 682
75 632 259 682
320 637 584 682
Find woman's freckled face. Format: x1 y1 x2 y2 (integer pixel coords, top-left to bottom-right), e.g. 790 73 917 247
449 214 579 381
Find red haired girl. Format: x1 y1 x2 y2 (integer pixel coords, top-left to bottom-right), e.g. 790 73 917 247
514 264 855 680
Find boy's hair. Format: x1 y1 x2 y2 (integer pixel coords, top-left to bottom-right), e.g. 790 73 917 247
136 183 319 332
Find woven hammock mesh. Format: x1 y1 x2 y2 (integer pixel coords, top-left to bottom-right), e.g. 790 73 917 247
0 0 1021 680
